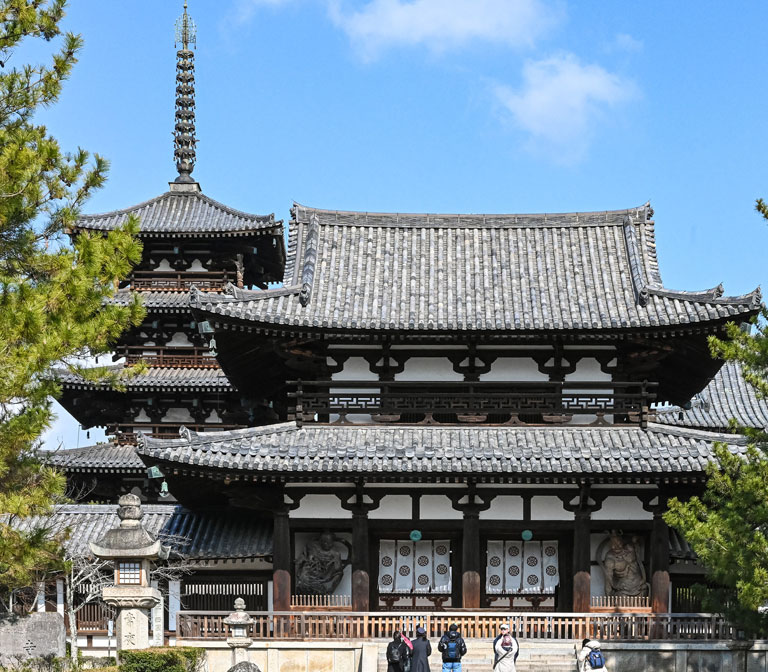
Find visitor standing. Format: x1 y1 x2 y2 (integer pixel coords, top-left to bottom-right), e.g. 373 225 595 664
402 631 414 672
411 626 433 672
492 623 519 671
577 639 607 672
437 623 467 672
387 631 410 672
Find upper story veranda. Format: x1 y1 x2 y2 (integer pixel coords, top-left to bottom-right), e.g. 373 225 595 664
187 202 761 415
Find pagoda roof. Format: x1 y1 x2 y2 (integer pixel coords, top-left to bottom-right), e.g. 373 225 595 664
189 202 761 334
655 361 768 431
54 365 233 392
44 443 145 473
136 422 746 482
111 289 192 311
5 504 272 559
74 187 280 238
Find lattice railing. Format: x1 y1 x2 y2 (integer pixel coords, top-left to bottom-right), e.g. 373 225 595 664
288 380 656 427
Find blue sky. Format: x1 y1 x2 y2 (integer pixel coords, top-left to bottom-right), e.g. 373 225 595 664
42 0 768 449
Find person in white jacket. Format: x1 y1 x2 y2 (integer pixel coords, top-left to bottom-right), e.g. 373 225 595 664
492 623 519 671
577 639 607 672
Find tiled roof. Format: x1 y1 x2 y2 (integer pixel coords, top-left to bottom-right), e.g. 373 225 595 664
5 505 272 559
135 422 746 479
655 361 768 431
75 189 279 237
189 202 761 333
44 443 144 472
54 365 233 392
111 289 192 311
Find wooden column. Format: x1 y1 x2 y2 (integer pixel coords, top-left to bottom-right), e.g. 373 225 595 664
272 508 291 612
573 509 592 612
351 509 370 611
462 508 481 609
650 501 670 613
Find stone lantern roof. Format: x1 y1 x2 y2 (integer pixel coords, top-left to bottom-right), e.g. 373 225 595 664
90 494 164 559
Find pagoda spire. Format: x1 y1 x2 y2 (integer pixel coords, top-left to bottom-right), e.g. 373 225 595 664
173 1 197 184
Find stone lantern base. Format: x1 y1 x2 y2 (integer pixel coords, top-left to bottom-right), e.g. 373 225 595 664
103 586 161 651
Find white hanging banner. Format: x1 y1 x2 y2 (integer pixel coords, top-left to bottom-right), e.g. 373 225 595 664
378 540 396 593
486 541 504 594
522 541 542 594
395 540 414 593
542 540 559 594
414 540 433 593
433 540 451 594
504 541 523 594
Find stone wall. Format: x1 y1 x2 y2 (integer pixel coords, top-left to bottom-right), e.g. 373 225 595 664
0 613 66 666
603 640 768 672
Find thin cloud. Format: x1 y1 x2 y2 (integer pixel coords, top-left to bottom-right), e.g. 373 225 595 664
230 0 296 25
328 0 563 59
494 54 639 163
610 33 643 53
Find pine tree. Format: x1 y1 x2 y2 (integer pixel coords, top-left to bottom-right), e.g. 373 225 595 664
664 200 768 636
0 0 144 598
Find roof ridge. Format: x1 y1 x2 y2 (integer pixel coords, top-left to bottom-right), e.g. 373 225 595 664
291 201 653 228
646 421 748 444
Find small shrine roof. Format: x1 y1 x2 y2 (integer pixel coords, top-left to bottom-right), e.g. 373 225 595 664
5 504 272 559
74 188 280 238
190 202 761 334
54 365 233 392
136 422 747 481
44 443 145 473
655 361 768 431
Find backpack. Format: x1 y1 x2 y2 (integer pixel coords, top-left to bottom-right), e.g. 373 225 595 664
387 641 402 663
587 649 605 669
445 638 460 661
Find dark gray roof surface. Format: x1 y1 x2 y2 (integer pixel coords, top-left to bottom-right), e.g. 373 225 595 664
44 443 144 472
76 190 278 237
5 505 272 559
136 422 745 478
655 361 768 431
189 203 760 333
54 365 232 391
111 289 192 311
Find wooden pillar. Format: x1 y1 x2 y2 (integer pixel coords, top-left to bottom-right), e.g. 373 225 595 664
462 509 481 608
573 509 591 612
272 508 291 612
650 503 670 613
351 509 370 612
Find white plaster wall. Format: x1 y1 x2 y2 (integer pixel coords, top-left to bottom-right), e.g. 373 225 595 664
166 331 194 347
206 409 222 423
482 495 524 520
592 497 651 521
479 358 549 382
330 357 378 381
565 357 613 425
162 407 195 423
530 496 574 520
293 532 353 597
291 495 351 519
394 358 463 382
188 258 206 271
155 258 173 271
419 495 462 520
369 495 413 520
134 408 151 422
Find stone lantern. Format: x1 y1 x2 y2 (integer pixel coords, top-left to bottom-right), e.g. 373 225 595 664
223 598 253 666
90 494 163 651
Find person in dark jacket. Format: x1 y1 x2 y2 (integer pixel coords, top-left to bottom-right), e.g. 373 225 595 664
410 625 432 672
437 623 467 672
386 631 410 672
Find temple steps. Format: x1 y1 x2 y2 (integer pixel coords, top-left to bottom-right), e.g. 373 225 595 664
376 639 579 672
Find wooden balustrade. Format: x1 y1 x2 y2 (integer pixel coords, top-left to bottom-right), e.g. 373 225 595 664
590 595 651 610
175 611 733 642
118 345 218 368
291 594 352 610
129 270 234 291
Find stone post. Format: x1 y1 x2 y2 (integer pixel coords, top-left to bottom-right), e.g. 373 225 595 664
90 494 163 652
224 598 253 666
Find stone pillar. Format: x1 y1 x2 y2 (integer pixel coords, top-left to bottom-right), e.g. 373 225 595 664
168 580 181 631
150 580 164 647
573 509 592 612
650 503 670 614
272 508 291 612
462 509 481 609
351 509 370 612
56 579 64 616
